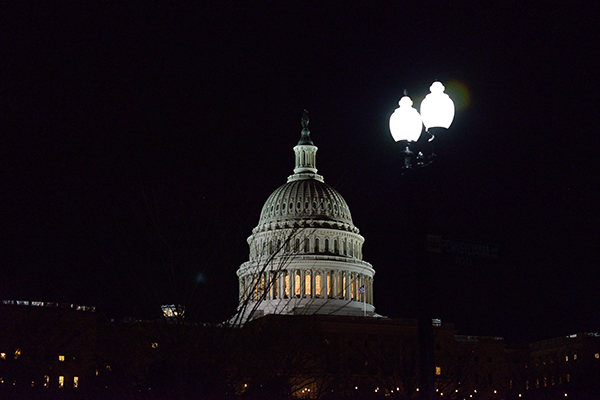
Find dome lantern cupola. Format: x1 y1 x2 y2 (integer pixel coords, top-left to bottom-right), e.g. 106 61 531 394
290 110 323 182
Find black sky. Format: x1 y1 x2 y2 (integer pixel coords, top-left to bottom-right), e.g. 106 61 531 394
2 2 599 342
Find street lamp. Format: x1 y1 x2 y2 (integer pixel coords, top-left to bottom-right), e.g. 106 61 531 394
389 81 455 169
389 81 455 400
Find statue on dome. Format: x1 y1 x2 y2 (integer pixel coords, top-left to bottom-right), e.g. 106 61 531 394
301 109 309 130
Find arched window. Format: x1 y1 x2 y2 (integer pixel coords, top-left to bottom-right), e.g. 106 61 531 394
295 238 300 252
315 238 320 253
284 274 290 298
305 271 311 297
334 239 338 254
327 273 332 296
294 274 301 297
304 238 310 253
324 238 329 253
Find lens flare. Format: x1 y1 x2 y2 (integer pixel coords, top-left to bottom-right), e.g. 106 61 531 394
444 80 470 111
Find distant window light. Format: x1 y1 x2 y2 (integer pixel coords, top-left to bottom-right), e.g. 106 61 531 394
161 304 184 318
0 353 5 360
106 365 111 372
44 375 49 387
595 353 599 359
435 366 441 375
14 349 21 359
73 376 79 388
565 356 569 361
58 355 65 362
58 376 64 388
573 353 577 360
151 342 158 349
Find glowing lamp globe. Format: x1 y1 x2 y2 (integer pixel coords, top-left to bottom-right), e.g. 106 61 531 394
389 96 423 142
420 81 455 130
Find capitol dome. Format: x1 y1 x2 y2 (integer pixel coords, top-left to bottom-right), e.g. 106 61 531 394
231 111 377 325
256 179 357 233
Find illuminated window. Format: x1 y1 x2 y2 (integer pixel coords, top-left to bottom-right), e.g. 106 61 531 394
0 353 5 360
565 356 569 361
284 275 290 297
315 274 321 296
58 376 64 388
435 366 441 375
58 355 65 362
327 275 331 296
573 353 577 360
566 373 570 382
151 342 158 348
14 349 21 359
305 273 311 296
44 375 49 387
73 376 79 388
595 353 599 359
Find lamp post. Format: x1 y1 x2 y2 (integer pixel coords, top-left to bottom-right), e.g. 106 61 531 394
389 81 454 400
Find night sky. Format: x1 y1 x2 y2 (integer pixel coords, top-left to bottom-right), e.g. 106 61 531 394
3 2 599 342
